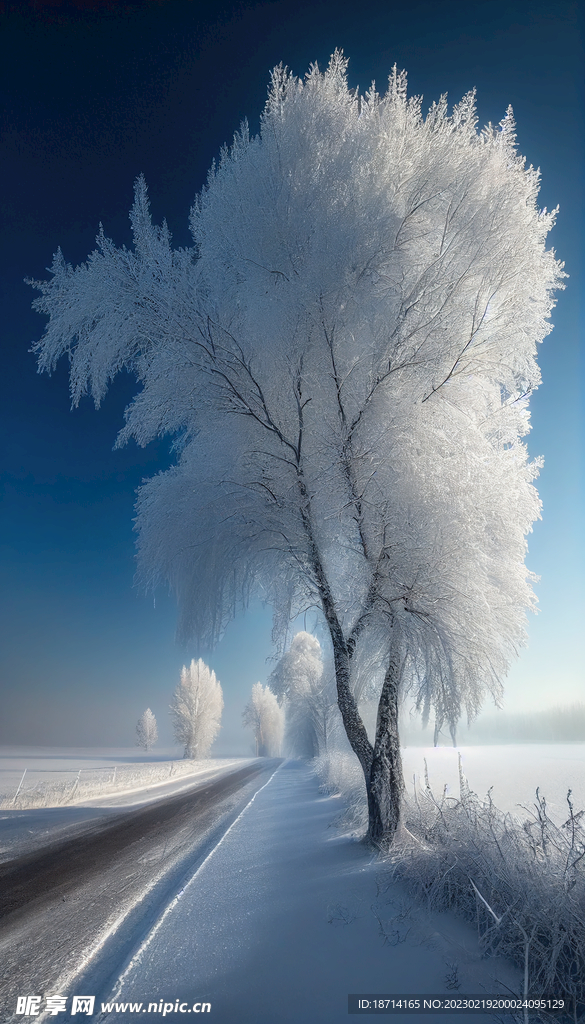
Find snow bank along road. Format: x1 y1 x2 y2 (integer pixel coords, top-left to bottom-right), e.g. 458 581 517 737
0 759 281 1021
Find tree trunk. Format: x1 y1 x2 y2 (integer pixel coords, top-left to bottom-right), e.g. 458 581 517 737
366 652 404 849
328 619 373 778
302 494 403 848
326 610 404 849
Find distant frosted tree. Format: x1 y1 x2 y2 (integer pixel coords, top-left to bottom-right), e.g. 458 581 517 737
433 714 457 748
242 683 284 756
30 53 564 847
136 707 158 751
269 632 336 757
170 659 223 759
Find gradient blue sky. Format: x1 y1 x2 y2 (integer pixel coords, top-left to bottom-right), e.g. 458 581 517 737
0 0 583 749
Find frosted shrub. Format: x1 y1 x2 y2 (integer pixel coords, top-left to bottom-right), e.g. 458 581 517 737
389 761 585 1020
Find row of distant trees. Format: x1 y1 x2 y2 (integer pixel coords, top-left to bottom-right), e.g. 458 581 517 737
135 631 336 759
139 642 585 757
242 631 341 757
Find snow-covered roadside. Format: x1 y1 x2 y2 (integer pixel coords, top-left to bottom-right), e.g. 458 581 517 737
0 755 256 863
95 761 520 1024
0 747 256 809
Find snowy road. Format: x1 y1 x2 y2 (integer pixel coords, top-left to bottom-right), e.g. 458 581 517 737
0 760 281 1021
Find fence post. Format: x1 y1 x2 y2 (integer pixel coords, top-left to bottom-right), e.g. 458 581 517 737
70 769 81 799
12 769 27 805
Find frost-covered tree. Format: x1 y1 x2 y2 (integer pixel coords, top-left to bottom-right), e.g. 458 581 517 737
136 707 158 751
170 659 223 759
30 53 564 848
433 714 457 748
269 632 336 757
242 682 284 756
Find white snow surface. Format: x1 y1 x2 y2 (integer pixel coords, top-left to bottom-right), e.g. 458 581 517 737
98 760 520 1024
402 744 585 822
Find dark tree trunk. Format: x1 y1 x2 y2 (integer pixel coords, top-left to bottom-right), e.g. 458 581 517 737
330 629 373 778
366 652 404 848
324 603 404 850
301 490 403 849
307 527 374 780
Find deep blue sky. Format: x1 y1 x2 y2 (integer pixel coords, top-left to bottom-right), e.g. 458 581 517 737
0 0 582 749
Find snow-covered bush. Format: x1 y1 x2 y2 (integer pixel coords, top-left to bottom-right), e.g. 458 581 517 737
136 707 158 751
390 761 585 1019
315 749 585 1017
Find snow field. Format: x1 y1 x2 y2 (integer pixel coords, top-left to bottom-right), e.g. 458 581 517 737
402 744 585 823
311 744 585 839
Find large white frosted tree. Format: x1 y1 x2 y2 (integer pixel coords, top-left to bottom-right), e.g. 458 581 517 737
170 659 223 759
269 632 336 757
136 707 158 751
30 53 564 847
242 683 285 757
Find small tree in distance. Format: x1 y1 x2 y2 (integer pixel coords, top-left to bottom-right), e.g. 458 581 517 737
242 683 284 756
170 658 223 759
136 707 158 752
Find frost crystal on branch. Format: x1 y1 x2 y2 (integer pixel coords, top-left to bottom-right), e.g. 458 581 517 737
31 52 565 846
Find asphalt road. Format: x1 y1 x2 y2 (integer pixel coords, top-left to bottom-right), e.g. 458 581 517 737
0 759 281 1018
